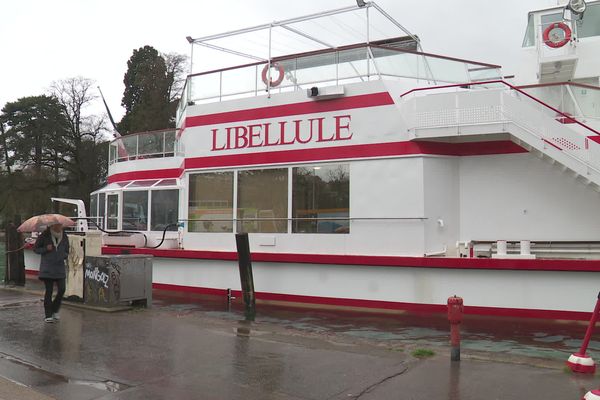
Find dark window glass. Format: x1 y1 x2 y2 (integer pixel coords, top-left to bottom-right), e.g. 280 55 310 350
90 195 98 217
122 191 148 231
107 194 119 230
292 164 349 234
188 172 234 232
98 193 106 229
237 169 288 233
151 190 179 231
579 4 600 38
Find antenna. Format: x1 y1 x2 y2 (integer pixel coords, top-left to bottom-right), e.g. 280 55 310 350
97 86 120 137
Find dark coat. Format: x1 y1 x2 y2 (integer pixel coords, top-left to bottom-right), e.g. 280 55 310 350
34 229 69 280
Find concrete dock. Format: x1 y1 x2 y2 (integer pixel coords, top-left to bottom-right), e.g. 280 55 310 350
0 284 595 399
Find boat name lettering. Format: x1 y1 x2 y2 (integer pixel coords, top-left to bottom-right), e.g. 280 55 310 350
210 114 352 151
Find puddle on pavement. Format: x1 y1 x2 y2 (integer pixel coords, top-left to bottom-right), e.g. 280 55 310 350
154 290 599 361
0 352 129 393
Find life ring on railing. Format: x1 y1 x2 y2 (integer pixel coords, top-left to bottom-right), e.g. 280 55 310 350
261 62 285 87
543 22 572 48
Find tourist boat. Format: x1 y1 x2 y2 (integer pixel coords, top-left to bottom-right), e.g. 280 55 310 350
25 1 600 320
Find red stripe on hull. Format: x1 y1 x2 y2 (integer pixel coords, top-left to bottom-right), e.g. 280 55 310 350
106 140 527 183
107 166 184 184
102 246 600 273
184 140 526 170
185 92 395 128
153 283 592 321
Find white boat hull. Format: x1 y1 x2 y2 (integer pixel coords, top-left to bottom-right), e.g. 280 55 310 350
24 248 598 320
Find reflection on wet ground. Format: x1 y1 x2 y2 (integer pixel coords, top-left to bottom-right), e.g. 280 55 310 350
0 283 592 399
153 289 597 361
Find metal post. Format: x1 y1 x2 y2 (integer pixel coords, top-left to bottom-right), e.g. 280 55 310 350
267 24 273 97
188 43 194 104
235 233 256 320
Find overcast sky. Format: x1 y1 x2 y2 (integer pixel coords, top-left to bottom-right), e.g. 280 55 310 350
0 0 559 122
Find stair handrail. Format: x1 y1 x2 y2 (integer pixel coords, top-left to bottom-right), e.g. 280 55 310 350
400 80 600 137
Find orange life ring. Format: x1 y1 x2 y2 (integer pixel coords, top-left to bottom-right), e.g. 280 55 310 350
542 22 572 48
261 62 285 87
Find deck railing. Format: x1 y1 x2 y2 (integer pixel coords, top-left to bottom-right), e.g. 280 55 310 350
109 129 179 164
177 44 502 121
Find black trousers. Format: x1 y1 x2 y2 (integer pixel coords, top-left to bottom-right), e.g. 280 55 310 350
41 278 66 318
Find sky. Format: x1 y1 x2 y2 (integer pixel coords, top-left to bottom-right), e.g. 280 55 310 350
0 0 560 122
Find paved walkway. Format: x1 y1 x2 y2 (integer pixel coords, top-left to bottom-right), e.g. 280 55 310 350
0 286 594 399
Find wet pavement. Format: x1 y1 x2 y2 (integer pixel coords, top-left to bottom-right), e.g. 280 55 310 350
0 282 596 399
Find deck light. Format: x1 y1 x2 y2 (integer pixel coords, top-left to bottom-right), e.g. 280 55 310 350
356 0 367 7
567 0 586 15
186 36 194 44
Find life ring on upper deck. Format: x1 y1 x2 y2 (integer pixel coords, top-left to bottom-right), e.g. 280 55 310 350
261 62 285 87
542 22 572 48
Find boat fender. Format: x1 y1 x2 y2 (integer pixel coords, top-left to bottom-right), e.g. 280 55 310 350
542 22 572 48
262 62 285 87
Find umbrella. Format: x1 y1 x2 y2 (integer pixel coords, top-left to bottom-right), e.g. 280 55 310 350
17 214 76 233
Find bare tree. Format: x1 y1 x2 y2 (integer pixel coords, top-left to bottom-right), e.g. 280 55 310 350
50 77 109 203
163 52 189 103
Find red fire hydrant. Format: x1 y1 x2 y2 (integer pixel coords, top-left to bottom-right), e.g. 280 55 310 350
448 296 463 361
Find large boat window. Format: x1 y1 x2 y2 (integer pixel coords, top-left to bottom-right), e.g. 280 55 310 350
188 172 234 233
579 3 600 38
122 191 148 231
237 168 288 233
522 14 535 47
151 190 179 231
292 164 349 234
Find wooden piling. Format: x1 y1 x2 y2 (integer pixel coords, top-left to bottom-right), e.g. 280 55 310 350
235 233 256 320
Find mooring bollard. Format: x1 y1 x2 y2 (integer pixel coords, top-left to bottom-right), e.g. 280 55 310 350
447 296 463 362
568 291 600 374
235 233 256 320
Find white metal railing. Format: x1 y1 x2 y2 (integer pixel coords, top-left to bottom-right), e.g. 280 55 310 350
177 44 502 120
401 80 600 182
109 129 179 164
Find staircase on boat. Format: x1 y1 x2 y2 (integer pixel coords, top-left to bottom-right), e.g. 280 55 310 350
399 81 600 190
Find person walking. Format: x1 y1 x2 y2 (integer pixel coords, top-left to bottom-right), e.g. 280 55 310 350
33 223 69 323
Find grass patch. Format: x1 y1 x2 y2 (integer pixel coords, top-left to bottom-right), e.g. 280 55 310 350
412 348 435 358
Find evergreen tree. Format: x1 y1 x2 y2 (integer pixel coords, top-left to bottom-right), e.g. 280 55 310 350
118 46 173 134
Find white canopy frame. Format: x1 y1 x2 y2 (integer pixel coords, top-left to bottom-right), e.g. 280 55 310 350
184 2 427 97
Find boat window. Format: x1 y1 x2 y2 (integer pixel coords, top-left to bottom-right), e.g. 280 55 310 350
522 14 535 47
89 194 99 230
129 180 159 187
151 190 179 231
541 13 563 30
122 191 148 231
579 3 600 38
155 179 178 187
116 181 131 187
188 172 234 233
107 194 119 230
292 164 349 234
90 194 97 218
237 168 288 233
98 193 105 229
